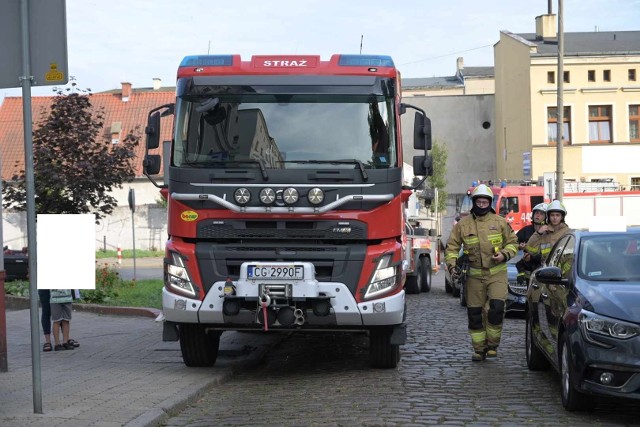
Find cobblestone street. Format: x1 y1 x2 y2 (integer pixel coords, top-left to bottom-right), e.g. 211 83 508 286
164 272 640 426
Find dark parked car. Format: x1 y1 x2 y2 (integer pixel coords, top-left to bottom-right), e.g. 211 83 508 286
506 251 527 315
3 246 29 281
525 228 640 411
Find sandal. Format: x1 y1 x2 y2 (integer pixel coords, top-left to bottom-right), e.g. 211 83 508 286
43 343 52 352
67 339 80 348
62 342 75 350
54 344 65 351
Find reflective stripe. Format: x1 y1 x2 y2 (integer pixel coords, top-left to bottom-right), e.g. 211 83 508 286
463 236 480 245
445 253 458 261
487 324 502 347
504 244 518 253
469 263 507 277
469 330 486 344
487 233 503 246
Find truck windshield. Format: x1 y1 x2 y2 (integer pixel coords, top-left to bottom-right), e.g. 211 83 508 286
173 94 396 170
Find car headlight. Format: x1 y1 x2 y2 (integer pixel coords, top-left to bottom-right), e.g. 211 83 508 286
364 254 399 300
166 252 196 298
579 310 640 346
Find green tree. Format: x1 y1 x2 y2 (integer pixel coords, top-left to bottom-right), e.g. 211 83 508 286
3 84 140 221
427 140 448 213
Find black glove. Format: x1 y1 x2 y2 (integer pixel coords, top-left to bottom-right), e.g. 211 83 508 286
449 265 460 281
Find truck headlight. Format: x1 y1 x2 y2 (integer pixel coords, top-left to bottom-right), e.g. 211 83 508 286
579 310 640 346
364 254 398 300
166 252 196 298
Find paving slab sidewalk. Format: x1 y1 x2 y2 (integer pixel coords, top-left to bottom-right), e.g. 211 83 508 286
0 307 283 427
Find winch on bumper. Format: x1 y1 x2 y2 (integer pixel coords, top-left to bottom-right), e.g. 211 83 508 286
162 261 405 330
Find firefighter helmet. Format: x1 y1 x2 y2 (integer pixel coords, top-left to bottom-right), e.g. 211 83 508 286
546 200 567 219
470 184 493 202
532 202 548 225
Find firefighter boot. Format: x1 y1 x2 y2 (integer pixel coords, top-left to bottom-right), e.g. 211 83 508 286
486 347 498 358
471 350 487 362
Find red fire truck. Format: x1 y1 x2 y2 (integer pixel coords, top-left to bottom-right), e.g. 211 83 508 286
459 180 640 231
143 54 433 369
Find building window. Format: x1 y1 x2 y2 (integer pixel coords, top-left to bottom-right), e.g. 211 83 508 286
548 106 571 145
631 105 640 143
589 105 612 143
547 71 555 84
603 69 611 82
630 69 637 82
631 177 640 191
563 71 570 83
588 70 595 82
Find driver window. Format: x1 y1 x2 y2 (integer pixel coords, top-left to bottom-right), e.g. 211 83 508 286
548 235 570 266
499 197 519 215
557 237 575 278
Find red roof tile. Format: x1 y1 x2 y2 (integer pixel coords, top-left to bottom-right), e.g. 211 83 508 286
0 87 175 180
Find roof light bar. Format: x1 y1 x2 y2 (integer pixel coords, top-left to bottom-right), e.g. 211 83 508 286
180 55 234 67
338 55 394 67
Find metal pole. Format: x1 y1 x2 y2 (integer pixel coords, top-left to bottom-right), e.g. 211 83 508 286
20 0 43 413
0 139 6 373
556 0 564 201
131 210 136 281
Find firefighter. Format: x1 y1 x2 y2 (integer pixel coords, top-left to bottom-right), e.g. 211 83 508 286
445 184 518 362
515 202 547 286
523 199 570 269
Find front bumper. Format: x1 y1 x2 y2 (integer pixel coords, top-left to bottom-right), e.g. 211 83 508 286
506 279 527 313
162 261 405 329
575 334 640 400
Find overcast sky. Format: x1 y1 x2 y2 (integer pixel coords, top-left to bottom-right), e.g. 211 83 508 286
1 0 639 102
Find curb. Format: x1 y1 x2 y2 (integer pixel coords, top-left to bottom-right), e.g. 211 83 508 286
4 294 160 318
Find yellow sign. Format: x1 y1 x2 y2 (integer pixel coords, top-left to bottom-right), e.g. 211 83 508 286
45 63 64 82
180 211 198 222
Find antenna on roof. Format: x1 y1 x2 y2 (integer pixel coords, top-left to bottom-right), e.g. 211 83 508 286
359 35 363 54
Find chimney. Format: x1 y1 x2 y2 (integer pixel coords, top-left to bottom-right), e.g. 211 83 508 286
152 78 161 90
535 14 557 40
121 82 132 102
456 57 464 73
110 122 122 144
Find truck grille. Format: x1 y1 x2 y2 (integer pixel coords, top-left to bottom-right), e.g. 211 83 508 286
197 219 366 240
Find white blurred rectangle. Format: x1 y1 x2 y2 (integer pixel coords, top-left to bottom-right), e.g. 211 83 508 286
588 216 627 233
37 214 95 289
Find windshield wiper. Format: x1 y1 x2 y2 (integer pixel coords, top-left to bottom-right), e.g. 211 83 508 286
280 159 368 181
183 159 268 180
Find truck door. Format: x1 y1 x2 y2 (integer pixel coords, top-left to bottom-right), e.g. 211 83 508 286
498 196 522 230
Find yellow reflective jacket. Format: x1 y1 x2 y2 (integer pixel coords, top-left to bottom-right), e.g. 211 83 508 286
445 212 518 276
525 222 570 261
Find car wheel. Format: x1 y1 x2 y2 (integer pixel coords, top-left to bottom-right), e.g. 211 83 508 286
405 261 421 295
459 280 466 307
445 277 452 293
452 279 461 298
560 335 592 411
525 315 550 371
370 327 400 369
419 257 431 292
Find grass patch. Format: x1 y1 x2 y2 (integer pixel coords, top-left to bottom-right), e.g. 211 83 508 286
5 279 164 310
101 279 164 309
96 249 164 259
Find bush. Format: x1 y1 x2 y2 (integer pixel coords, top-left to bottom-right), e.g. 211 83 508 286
79 262 122 304
4 280 29 297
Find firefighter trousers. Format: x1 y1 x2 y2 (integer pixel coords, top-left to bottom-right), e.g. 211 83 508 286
464 270 508 353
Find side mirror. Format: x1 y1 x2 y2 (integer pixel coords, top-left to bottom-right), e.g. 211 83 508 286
145 111 161 150
413 155 433 177
413 113 432 151
143 154 161 175
534 266 566 285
